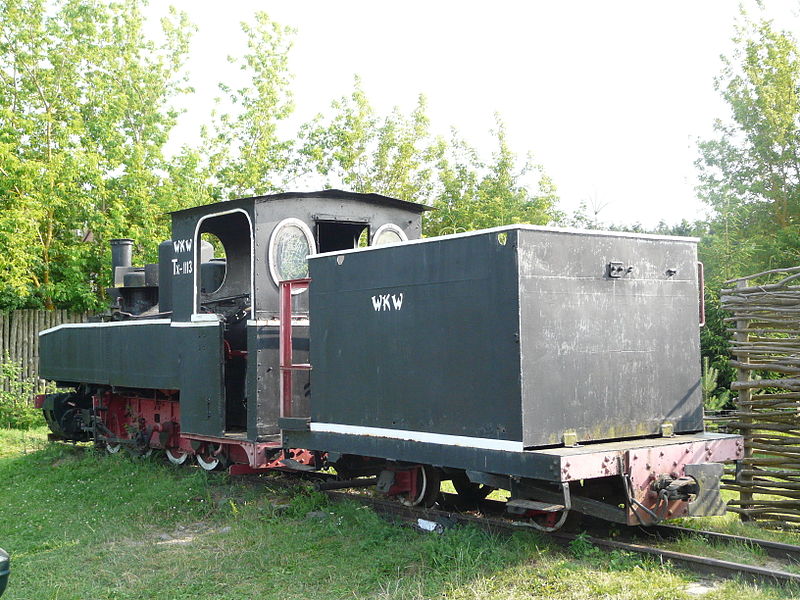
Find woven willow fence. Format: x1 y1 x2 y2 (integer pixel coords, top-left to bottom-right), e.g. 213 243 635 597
721 266 800 526
0 310 88 392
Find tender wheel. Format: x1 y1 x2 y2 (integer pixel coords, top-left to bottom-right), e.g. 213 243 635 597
400 465 441 508
166 448 189 466
196 445 225 471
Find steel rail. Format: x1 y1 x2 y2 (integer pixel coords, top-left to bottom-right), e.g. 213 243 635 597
235 473 800 587
649 523 800 564
444 492 800 567
312 487 800 588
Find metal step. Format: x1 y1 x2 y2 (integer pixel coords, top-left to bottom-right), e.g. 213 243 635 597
506 498 565 512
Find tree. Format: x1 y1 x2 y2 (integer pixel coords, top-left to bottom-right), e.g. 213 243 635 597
697 12 800 287
425 118 559 236
204 11 295 199
296 77 441 202
297 84 560 233
0 0 196 311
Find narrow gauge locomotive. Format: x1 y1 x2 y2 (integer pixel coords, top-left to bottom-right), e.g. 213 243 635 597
37 190 742 531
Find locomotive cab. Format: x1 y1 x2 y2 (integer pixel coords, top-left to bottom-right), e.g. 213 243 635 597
166 191 427 441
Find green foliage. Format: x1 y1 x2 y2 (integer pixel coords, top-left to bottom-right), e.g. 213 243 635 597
296 77 442 203
204 12 295 199
0 353 43 429
568 532 599 559
700 289 736 408
697 11 800 289
0 5 560 313
693 11 800 404
283 487 330 518
702 356 732 411
425 118 559 236
0 0 202 311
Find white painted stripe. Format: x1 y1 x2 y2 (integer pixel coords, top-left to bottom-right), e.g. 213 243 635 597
247 318 309 327
169 320 220 328
309 422 524 452
246 319 272 327
190 313 220 322
38 319 171 336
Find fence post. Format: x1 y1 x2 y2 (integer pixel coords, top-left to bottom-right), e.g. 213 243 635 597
734 279 753 521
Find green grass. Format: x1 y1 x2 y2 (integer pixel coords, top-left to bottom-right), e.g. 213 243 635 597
0 429 796 599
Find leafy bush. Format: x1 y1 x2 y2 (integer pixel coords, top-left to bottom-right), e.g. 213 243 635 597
700 289 735 410
0 353 45 429
702 356 731 411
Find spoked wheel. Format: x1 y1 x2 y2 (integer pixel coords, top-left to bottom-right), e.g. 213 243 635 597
196 445 226 471
166 448 189 466
400 465 441 508
451 473 494 503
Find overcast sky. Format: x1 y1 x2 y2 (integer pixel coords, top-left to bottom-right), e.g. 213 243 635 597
152 1 800 228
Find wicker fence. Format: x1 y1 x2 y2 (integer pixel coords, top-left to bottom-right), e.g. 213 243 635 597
0 310 88 392
721 266 800 526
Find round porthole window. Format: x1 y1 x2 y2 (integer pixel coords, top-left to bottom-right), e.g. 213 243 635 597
372 223 408 246
268 218 315 289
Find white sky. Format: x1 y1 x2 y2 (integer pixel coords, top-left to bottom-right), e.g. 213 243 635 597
152 1 800 228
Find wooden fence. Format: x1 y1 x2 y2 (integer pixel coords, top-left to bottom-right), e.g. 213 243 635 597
721 266 800 526
0 310 89 392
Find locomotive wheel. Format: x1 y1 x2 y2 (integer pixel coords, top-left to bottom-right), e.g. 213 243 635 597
196 445 226 471
400 465 441 508
166 448 189 466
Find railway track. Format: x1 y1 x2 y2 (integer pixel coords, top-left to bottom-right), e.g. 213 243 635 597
258 473 800 589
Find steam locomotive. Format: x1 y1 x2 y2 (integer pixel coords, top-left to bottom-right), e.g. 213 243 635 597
37 189 742 530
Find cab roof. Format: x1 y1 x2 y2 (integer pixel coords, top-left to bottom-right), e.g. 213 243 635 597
170 189 432 217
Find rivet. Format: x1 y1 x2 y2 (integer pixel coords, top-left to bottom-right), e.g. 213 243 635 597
673 461 678 467
646 464 651 470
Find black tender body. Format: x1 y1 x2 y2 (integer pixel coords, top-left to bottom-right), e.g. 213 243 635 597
306 227 703 449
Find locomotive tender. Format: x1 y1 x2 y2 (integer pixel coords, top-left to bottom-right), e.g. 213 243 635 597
37 189 742 530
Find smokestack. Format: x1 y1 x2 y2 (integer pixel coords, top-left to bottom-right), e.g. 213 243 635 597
110 239 133 272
